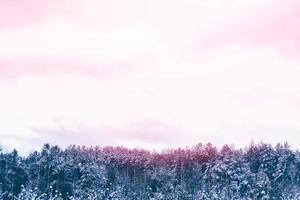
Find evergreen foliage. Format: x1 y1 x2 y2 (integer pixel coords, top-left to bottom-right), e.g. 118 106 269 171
0 143 300 199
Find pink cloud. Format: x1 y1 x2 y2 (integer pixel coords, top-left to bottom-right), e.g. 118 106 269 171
199 0 300 57
3 0 299 82
0 0 146 30
0 58 136 79
0 0 55 29
2 0 300 153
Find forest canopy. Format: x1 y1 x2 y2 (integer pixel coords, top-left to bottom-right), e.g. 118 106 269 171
0 142 299 200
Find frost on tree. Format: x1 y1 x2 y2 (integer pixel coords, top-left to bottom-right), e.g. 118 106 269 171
0 143 300 199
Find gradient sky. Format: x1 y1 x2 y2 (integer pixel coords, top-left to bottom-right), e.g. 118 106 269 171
1 0 300 154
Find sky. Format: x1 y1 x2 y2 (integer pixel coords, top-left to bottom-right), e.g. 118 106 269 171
1 0 300 154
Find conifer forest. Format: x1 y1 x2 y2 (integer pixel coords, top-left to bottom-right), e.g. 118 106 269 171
0 143 299 200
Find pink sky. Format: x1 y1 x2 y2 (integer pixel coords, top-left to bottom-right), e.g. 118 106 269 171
1 0 300 154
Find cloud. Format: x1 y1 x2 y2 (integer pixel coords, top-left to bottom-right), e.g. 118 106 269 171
0 0 52 29
199 0 300 58
2 0 300 80
0 0 146 30
0 58 136 80
0 19 157 79
28 118 180 152
1 0 300 153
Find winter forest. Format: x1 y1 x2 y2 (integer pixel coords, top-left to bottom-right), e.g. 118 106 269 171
0 143 299 200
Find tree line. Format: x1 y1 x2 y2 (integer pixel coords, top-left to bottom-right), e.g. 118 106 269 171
0 142 300 199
